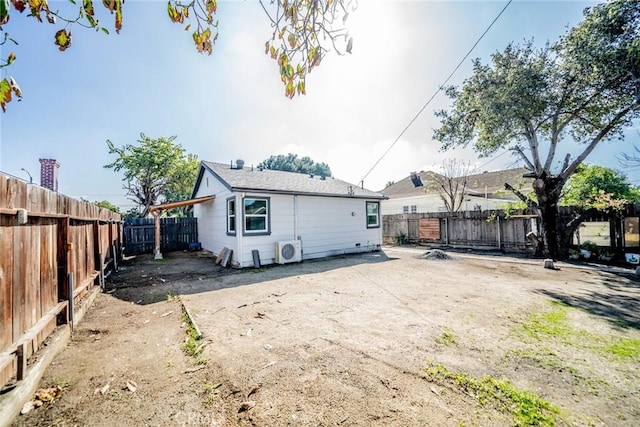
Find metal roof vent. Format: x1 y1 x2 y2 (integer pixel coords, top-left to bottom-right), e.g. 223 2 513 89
236 159 245 170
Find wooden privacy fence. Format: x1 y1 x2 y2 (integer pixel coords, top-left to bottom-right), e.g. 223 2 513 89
383 210 536 251
123 217 197 254
0 173 122 391
383 204 640 252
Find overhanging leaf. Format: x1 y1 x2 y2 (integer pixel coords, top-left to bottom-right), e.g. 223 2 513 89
0 78 12 112
54 28 72 51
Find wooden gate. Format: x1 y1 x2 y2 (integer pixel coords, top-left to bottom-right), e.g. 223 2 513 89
124 217 198 254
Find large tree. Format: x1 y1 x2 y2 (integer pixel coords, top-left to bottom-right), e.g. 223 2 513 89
104 133 199 218
434 0 640 259
258 153 332 176
0 0 356 110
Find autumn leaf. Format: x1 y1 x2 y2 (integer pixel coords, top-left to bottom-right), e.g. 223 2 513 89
0 0 10 25
10 76 22 98
83 0 94 16
0 78 13 112
114 0 122 33
10 0 26 13
102 0 115 13
54 28 72 51
205 0 216 15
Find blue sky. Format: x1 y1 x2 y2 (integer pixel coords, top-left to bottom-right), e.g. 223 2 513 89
1 0 638 211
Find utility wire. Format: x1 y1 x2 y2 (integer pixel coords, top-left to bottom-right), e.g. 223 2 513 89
359 0 513 185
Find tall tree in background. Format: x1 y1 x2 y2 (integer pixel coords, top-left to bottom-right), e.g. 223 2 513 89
427 159 474 213
434 0 640 259
258 153 332 176
0 0 356 111
104 133 198 218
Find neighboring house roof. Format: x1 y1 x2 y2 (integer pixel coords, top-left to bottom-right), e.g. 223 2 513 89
192 161 387 200
382 167 532 199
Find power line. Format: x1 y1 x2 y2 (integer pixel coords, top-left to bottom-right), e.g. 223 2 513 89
359 0 513 185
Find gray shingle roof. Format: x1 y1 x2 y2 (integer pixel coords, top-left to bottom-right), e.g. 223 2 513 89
197 161 386 199
383 167 532 199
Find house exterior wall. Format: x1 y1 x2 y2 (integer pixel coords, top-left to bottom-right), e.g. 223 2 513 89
296 196 382 260
232 194 382 268
192 170 239 265
383 194 517 215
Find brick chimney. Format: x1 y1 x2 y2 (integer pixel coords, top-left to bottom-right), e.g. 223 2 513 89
39 158 60 191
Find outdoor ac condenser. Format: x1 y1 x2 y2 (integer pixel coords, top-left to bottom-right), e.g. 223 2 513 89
275 240 302 264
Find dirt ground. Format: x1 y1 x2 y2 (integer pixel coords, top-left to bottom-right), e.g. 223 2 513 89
10 247 640 426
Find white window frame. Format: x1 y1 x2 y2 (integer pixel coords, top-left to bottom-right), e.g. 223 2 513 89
226 196 236 235
366 201 380 229
243 197 271 236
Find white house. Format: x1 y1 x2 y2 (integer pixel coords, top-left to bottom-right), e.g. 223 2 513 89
382 168 532 214
191 160 387 268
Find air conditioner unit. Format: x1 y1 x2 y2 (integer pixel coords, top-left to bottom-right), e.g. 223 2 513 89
275 240 302 264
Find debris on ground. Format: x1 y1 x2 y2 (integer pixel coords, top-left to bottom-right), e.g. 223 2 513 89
238 401 256 413
416 249 453 260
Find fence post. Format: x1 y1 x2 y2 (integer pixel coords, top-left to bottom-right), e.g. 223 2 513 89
497 215 501 250
99 252 105 292
68 273 74 332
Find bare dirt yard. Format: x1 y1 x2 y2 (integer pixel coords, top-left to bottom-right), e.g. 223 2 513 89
10 247 640 426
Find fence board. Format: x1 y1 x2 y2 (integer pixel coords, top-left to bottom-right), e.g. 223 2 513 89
419 218 440 239
0 172 122 391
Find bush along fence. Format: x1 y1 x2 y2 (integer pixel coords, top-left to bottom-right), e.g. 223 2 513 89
0 173 123 392
383 205 640 256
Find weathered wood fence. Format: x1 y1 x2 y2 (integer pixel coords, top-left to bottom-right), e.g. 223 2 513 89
0 173 122 390
123 217 197 254
383 204 640 252
383 210 535 251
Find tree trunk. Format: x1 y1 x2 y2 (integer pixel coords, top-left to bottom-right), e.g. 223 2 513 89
534 175 566 260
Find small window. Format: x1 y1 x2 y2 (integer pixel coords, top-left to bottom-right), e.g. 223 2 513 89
366 201 380 228
226 197 236 235
402 206 409 214
244 197 270 235
410 205 417 213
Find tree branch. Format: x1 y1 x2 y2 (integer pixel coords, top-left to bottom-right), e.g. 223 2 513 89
560 103 638 181
504 183 538 210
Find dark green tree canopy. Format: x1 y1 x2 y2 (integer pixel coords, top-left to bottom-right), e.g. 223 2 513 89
104 133 199 218
562 164 640 208
433 0 640 258
258 153 332 177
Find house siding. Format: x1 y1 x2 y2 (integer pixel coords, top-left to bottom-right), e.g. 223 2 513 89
383 194 518 215
296 196 382 260
234 194 382 268
193 170 239 266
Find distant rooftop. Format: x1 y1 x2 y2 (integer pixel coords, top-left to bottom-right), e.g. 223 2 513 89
383 167 532 199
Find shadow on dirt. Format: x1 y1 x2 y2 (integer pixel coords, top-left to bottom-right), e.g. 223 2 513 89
106 250 397 305
535 275 640 330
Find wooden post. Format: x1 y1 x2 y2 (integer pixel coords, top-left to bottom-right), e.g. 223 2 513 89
99 252 105 292
67 273 74 332
497 215 501 250
153 211 163 260
112 244 118 271
16 342 27 381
